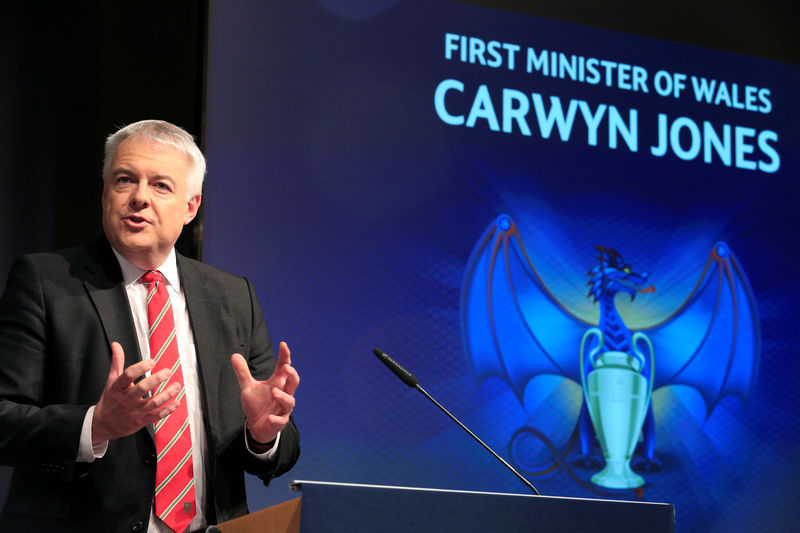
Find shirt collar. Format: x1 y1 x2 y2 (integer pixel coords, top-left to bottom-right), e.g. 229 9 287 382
111 248 181 292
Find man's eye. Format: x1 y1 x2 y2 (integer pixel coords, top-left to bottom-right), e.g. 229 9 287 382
155 182 171 191
117 176 132 183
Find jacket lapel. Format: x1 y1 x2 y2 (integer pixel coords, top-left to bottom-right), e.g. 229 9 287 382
81 239 142 370
178 255 222 445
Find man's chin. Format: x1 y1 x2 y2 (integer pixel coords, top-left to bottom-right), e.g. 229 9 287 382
116 235 153 252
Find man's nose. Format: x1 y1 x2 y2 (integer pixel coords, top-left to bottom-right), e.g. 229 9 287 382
130 182 150 207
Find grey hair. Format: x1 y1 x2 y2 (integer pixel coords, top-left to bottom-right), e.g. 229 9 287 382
103 120 205 200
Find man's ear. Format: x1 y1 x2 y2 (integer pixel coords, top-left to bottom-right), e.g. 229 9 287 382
184 194 202 224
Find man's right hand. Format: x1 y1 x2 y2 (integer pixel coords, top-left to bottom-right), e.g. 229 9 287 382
92 342 181 445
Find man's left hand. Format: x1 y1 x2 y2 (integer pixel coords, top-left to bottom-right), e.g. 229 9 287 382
231 341 299 445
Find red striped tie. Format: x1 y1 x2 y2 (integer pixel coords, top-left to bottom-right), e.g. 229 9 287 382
142 270 196 533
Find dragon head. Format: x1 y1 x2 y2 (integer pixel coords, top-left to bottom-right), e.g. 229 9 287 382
587 245 653 302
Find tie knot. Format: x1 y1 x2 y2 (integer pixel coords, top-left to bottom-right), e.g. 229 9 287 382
141 270 164 285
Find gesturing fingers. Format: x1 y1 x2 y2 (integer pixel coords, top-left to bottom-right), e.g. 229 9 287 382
276 362 300 396
144 381 182 419
93 339 189 441
110 358 156 394
271 386 296 416
270 342 299 393
132 368 179 401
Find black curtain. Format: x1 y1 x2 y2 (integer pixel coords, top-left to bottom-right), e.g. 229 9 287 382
0 0 205 507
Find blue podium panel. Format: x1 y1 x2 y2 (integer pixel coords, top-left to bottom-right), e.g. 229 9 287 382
290 481 675 533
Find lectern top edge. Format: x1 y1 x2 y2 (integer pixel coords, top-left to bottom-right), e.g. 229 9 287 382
289 479 673 507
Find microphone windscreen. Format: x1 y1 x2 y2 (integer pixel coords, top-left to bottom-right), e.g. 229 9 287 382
373 347 419 388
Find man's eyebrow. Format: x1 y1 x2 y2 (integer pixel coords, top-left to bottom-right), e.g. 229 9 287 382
111 165 136 176
151 174 176 183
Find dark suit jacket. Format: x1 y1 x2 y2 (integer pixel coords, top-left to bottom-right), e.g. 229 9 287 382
0 238 300 532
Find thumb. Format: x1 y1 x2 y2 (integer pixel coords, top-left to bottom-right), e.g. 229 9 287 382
105 342 125 389
231 353 253 390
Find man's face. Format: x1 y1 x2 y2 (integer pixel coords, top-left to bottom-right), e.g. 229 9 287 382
102 137 201 270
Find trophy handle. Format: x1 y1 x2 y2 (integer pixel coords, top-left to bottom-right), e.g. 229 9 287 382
580 328 604 431
580 328 604 392
631 331 655 407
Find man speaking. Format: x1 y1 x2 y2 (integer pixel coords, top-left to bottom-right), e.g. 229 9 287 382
0 120 300 532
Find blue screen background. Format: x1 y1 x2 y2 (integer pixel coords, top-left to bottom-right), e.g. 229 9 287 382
204 1 800 530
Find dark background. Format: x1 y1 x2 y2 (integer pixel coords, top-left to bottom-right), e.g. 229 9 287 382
1 0 797 511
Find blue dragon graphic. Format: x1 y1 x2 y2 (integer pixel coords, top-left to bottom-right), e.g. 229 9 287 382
460 214 760 485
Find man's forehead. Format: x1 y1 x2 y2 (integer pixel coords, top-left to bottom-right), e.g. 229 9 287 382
111 137 191 170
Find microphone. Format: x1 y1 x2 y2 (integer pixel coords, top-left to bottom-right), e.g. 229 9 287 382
372 347 541 495
372 346 419 388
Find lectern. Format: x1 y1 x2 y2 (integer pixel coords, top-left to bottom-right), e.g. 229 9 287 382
218 480 675 533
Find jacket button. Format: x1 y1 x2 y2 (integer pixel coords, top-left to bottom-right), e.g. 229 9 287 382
131 520 144 531
144 453 156 465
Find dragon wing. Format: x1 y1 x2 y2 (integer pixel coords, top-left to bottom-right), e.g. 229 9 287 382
460 215 590 403
642 242 760 417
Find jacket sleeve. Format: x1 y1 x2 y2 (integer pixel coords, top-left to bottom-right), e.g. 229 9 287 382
0 255 86 473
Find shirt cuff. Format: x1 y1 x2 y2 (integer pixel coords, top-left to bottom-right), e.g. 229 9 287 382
244 426 281 461
77 405 109 462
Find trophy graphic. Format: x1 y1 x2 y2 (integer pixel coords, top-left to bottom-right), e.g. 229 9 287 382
580 328 654 489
